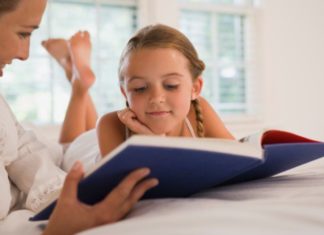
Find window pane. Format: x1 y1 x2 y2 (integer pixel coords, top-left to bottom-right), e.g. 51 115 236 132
180 11 218 104
218 14 246 108
219 66 245 104
48 1 98 123
0 0 137 124
49 1 137 122
95 4 137 114
218 14 245 64
180 11 212 60
0 58 52 123
180 9 247 114
98 5 136 59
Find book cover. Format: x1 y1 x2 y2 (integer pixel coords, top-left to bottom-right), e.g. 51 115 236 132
30 130 324 221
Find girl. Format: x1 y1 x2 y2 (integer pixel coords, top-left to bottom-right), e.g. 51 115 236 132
43 25 234 164
42 25 233 170
0 0 158 234
97 24 234 157
40 23 234 234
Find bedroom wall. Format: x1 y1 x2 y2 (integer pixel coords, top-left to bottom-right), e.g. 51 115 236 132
259 0 324 140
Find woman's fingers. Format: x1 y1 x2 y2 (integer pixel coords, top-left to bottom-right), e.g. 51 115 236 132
96 168 158 221
106 168 151 202
59 161 84 200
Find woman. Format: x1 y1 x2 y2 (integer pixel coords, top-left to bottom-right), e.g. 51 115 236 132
0 0 158 234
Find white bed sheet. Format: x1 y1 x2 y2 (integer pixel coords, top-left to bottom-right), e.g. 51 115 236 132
1 158 323 235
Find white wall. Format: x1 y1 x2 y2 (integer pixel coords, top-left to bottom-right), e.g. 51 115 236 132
138 0 179 28
259 0 324 140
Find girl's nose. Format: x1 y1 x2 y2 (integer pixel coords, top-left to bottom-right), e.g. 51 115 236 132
149 87 166 104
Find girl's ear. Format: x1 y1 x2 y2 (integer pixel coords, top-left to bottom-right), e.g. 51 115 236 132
191 76 203 100
120 85 130 107
120 85 127 98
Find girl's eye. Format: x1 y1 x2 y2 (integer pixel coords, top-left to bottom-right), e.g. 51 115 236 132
18 32 31 39
164 84 179 90
133 86 147 93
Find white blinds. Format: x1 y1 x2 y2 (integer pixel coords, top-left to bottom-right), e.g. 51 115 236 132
179 0 258 116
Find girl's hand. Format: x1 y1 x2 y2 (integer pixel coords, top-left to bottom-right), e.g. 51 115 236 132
43 161 158 235
117 108 154 135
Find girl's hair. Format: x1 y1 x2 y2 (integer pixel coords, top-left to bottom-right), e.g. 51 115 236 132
119 24 206 137
0 0 20 16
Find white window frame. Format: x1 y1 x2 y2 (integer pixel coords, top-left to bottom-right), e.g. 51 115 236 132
1 0 263 135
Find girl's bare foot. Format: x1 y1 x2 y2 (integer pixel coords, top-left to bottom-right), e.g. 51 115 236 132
68 31 95 92
42 39 73 81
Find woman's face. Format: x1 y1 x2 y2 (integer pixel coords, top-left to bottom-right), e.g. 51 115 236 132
0 0 47 77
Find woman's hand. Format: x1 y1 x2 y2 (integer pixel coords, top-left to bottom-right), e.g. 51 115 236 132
117 108 154 135
43 161 158 235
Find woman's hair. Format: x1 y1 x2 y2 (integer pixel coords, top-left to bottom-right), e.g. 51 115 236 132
119 24 206 137
0 0 20 16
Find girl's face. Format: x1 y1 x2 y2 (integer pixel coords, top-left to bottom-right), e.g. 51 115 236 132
0 0 47 77
121 48 202 135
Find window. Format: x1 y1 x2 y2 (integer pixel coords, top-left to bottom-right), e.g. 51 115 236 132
179 0 259 117
0 0 137 123
0 0 259 124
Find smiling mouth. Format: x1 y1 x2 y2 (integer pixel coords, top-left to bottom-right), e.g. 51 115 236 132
146 111 171 117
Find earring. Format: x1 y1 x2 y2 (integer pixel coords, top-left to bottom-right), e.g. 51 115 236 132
126 101 129 107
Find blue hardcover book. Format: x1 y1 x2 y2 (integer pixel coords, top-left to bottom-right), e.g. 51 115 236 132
30 130 324 221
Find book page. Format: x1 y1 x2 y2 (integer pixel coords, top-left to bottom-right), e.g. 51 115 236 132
128 135 262 157
239 130 265 145
240 128 321 146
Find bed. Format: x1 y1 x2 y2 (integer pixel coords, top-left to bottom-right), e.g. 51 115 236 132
1 125 324 235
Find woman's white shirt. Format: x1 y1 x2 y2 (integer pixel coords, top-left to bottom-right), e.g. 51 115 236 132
0 95 66 219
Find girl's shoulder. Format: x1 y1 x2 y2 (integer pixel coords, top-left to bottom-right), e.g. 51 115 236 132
97 111 124 135
98 111 119 124
97 111 126 156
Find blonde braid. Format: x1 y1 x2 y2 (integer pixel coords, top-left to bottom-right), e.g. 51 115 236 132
192 99 204 137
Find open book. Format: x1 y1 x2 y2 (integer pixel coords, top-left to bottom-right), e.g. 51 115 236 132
30 129 324 221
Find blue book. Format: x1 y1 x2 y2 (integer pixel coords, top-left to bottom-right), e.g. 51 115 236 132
30 130 324 221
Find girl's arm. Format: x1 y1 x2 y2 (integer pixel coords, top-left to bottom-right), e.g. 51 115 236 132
117 108 154 135
97 109 154 157
97 112 125 157
195 97 235 139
